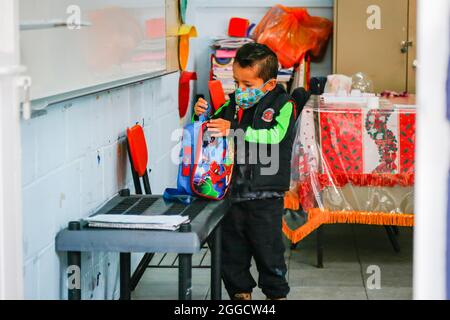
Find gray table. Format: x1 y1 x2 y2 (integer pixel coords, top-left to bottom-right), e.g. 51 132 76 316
55 192 230 300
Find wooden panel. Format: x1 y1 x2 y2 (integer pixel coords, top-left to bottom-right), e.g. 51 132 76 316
166 37 179 73
166 0 180 72
333 0 338 73
407 0 416 93
334 0 409 93
166 0 180 36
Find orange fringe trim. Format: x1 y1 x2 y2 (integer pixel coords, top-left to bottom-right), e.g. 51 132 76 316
283 213 326 244
283 208 414 245
318 173 415 188
284 190 300 211
308 208 415 226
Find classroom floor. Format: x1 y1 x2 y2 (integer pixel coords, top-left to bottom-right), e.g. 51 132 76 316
132 224 413 300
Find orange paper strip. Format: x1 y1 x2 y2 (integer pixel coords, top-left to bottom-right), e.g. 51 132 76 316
178 25 198 71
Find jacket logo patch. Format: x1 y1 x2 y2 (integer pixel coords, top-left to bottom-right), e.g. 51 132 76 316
262 108 275 122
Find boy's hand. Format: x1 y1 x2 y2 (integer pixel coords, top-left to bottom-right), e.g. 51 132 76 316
194 98 208 116
207 119 231 137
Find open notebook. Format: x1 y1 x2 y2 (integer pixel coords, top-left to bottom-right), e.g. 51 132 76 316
84 214 190 231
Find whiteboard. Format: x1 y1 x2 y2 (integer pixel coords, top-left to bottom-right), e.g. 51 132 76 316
20 0 167 108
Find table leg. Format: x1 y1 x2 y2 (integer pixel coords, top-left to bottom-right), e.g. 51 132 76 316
68 251 81 300
178 253 192 300
384 226 401 253
68 221 81 300
210 225 222 300
392 226 400 235
316 225 324 268
120 252 131 300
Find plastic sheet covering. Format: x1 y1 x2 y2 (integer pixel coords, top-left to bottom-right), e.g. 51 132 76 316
283 95 415 243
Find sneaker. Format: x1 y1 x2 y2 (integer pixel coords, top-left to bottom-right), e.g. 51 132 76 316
233 293 252 300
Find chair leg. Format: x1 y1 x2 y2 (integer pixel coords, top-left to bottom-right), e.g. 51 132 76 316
130 253 155 291
132 172 143 195
385 226 401 253
126 140 143 195
143 171 152 195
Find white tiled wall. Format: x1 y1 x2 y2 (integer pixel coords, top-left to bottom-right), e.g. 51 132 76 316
21 72 183 299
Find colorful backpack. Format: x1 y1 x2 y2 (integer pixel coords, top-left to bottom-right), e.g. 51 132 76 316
164 106 234 202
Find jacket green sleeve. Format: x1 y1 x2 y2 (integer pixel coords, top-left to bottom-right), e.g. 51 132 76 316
244 102 294 144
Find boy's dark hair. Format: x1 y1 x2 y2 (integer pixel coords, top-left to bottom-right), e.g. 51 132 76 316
234 43 279 82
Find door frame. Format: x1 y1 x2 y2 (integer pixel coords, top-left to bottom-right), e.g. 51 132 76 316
0 0 24 299
413 0 450 300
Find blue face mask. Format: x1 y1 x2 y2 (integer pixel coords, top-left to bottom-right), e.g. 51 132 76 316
235 81 270 110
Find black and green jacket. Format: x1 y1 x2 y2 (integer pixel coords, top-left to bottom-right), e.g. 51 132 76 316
210 84 296 201
195 85 295 201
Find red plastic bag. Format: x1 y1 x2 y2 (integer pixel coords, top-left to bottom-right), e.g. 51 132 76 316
252 5 333 68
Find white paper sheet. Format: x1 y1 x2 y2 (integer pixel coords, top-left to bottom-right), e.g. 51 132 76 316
84 214 190 231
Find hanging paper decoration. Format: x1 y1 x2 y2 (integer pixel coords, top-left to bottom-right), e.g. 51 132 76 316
178 24 197 71
179 71 197 119
179 0 188 24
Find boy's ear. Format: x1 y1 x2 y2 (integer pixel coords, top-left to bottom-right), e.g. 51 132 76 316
265 79 278 91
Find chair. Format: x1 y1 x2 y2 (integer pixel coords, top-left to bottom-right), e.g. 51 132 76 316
291 87 311 118
208 80 226 112
125 124 155 291
126 124 152 195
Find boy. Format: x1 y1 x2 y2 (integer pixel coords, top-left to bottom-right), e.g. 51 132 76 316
194 43 295 300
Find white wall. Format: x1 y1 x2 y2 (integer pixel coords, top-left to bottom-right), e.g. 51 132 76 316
414 0 450 300
21 72 182 299
0 0 24 299
185 0 333 99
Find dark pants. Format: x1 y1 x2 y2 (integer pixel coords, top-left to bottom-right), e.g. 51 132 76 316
221 198 290 299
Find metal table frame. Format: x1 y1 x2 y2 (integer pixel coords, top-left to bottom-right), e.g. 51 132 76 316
56 194 229 300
